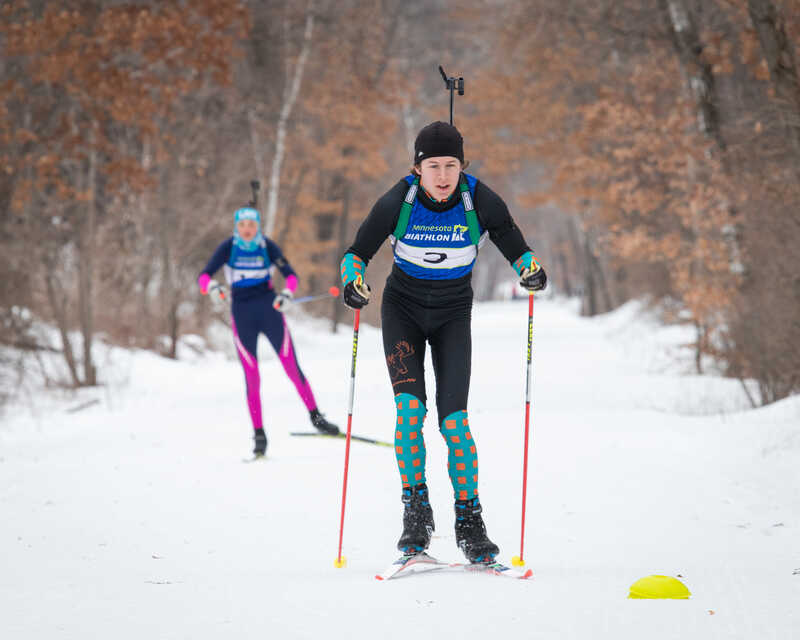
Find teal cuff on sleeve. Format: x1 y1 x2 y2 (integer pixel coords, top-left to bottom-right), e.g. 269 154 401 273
512 251 541 276
340 253 366 286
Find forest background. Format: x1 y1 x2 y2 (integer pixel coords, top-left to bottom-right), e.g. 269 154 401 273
1 0 798 407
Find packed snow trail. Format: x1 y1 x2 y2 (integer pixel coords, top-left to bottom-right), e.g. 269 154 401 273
1 299 798 639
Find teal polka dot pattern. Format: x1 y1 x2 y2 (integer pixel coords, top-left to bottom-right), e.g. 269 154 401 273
394 393 428 488
439 409 479 500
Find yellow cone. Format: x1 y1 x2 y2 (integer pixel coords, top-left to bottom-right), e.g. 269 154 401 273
628 575 690 599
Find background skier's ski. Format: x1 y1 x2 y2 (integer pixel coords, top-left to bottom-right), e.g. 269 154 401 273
290 431 393 447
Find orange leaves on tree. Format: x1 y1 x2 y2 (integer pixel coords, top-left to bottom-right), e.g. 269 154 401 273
1 0 249 211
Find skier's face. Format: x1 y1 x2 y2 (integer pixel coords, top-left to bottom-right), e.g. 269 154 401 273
236 219 259 241
417 156 461 202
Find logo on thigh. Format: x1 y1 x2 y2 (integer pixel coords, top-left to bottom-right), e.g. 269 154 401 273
387 340 419 388
387 341 414 377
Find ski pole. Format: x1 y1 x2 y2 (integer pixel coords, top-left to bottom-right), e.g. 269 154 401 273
335 304 361 568
289 431 392 447
293 286 340 305
211 284 340 306
208 281 228 302
512 292 534 567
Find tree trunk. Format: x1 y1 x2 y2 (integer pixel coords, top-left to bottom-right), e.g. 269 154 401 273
248 107 266 197
593 250 614 313
660 0 725 150
159 197 179 359
77 142 97 385
138 142 154 344
660 0 734 334
331 178 351 334
167 299 179 359
694 320 704 374
276 165 308 246
580 222 613 315
263 1 315 236
402 102 416 157
140 255 154 344
557 247 573 297
566 215 586 304
747 0 800 153
582 230 598 316
44 265 81 387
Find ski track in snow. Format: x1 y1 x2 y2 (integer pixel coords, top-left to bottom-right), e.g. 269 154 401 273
1 298 798 639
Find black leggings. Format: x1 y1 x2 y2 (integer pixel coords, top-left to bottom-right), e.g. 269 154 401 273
380 272 472 423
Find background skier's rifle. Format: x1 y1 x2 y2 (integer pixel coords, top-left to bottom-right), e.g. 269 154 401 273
249 180 260 208
438 65 464 125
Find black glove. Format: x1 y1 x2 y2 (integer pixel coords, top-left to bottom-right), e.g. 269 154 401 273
343 279 371 309
519 265 547 292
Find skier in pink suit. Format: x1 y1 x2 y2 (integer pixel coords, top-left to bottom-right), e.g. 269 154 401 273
199 206 339 457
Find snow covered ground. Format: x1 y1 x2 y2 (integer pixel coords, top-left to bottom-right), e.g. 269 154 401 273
1 298 798 639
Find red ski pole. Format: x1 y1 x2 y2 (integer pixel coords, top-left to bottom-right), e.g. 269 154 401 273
335 306 360 568
512 292 534 567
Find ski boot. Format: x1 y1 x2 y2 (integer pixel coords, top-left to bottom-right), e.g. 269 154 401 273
454 497 499 564
253 428 268 457
397 483 435 554
310 408 340 435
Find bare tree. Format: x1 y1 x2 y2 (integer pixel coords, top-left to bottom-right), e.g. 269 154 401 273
263 1 315 236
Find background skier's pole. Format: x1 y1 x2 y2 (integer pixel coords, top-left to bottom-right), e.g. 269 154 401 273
512 292 534 567
292 286 340 305
335 306 360 568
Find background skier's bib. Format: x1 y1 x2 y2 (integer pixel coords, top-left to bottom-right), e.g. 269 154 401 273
225 239 272 288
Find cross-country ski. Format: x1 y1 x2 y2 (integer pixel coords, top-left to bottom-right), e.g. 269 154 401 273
375 553 532 581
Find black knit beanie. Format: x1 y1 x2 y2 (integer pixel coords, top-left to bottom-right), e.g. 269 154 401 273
413 121 464 165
